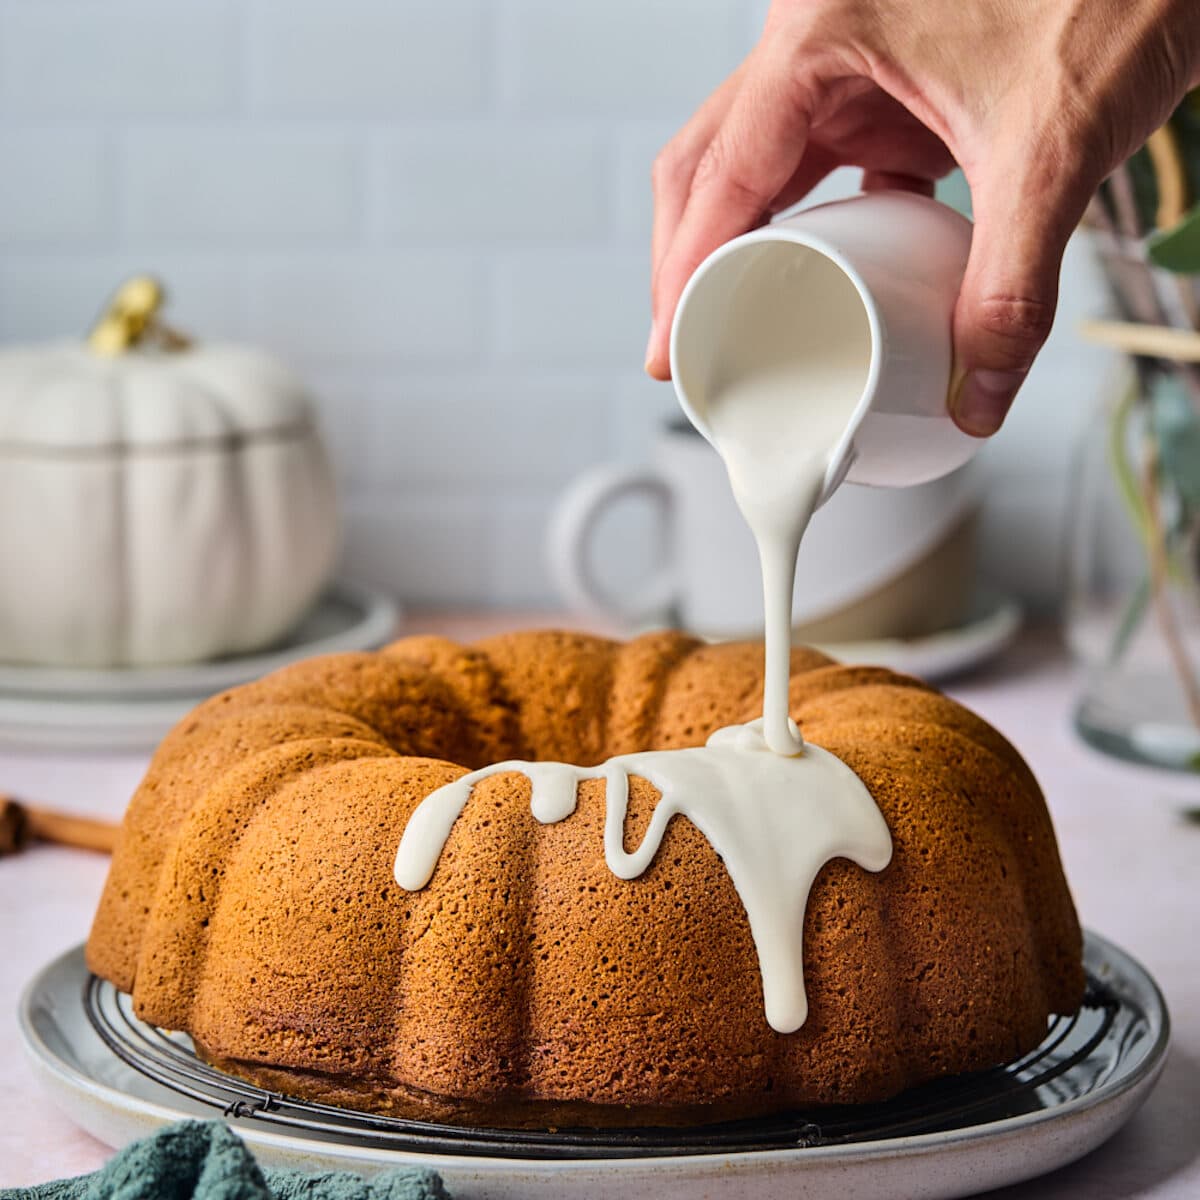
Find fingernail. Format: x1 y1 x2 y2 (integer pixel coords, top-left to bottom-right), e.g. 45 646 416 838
952 368 1025 436
643 319 658 374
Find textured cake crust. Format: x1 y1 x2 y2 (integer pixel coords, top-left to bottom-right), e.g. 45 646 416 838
86 631 1085 1128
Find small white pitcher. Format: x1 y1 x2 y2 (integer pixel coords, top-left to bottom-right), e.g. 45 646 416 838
669 191 978 501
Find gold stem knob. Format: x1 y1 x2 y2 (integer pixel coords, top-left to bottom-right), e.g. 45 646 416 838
87 276 177 356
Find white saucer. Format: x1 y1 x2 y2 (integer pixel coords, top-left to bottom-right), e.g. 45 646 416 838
19 931 1167 1200
815 590 1022 681
0 581 398 751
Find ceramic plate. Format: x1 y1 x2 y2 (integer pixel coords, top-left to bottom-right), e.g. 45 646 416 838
20 931 1167 1200
815 590 1022 681
0 581 398 750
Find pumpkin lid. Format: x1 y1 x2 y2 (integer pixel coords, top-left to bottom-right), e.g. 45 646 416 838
0 341 319 454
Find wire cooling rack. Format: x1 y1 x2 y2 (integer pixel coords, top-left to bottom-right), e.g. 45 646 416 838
84 972 1122 1160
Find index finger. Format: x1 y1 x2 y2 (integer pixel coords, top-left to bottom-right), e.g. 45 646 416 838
646 47 815 379
651 60 749 279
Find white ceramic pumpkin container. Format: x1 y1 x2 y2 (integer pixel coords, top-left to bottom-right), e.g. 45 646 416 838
0 279 339 668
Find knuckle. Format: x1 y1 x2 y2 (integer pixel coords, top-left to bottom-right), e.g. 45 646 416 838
974 294 1055 355
651 143 689 192
689 142 725 192
692 141 769 212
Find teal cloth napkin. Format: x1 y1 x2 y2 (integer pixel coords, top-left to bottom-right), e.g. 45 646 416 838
1 1120 450 1200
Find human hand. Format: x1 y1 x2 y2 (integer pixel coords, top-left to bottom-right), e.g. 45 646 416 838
645 0 1200 435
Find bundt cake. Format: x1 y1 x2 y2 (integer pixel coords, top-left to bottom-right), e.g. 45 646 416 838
86 629 1084 1128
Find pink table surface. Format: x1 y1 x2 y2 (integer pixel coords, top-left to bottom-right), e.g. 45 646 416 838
2 618 1198 1195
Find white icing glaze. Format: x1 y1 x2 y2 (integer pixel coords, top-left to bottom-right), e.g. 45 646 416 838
702 245 871 755
393 245 886 1034
395 718 891 1033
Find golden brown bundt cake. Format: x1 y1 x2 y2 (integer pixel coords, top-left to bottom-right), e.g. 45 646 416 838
86 630 1084 1128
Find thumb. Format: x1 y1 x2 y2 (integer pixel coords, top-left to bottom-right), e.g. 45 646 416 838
949 175 1081 437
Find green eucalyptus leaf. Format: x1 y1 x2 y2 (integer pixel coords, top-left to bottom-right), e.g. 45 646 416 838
1150 373 1200 514
1146 204 1200 272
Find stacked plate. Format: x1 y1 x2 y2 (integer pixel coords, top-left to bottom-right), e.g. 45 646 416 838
0 581 399 752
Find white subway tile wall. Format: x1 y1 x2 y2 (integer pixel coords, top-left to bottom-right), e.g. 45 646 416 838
248 1 489 116
0 2 240 117
374 128 607 242
123 132 362 241
0 0 1114 610
247 252 483 361
0 132 111 241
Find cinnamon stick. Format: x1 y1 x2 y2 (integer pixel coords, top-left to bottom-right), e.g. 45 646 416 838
0 794 119 856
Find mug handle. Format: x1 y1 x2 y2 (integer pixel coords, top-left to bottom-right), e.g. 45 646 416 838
547 464 677 623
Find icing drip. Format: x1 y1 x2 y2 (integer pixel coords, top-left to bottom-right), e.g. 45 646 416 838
702 245 870 756
393 248 883 1035
394 719 891 1033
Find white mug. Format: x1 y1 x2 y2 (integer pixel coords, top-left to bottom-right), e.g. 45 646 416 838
670 191 977 502
548 423 979 637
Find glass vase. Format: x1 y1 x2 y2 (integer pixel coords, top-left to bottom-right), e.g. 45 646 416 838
1065 362 1200 771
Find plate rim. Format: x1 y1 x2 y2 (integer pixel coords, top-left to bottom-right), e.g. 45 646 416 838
17 928 1169 1177
812 590 1023 680
0 579 400 702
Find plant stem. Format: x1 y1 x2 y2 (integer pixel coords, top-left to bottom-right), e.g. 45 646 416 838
1146 125 1188 229
1109 162 1146 241
1141 432 1200 729
1108 373 1154 546
1093 173 1170 326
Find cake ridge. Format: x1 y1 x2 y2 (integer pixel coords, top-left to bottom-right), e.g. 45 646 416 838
133 736 399 1030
